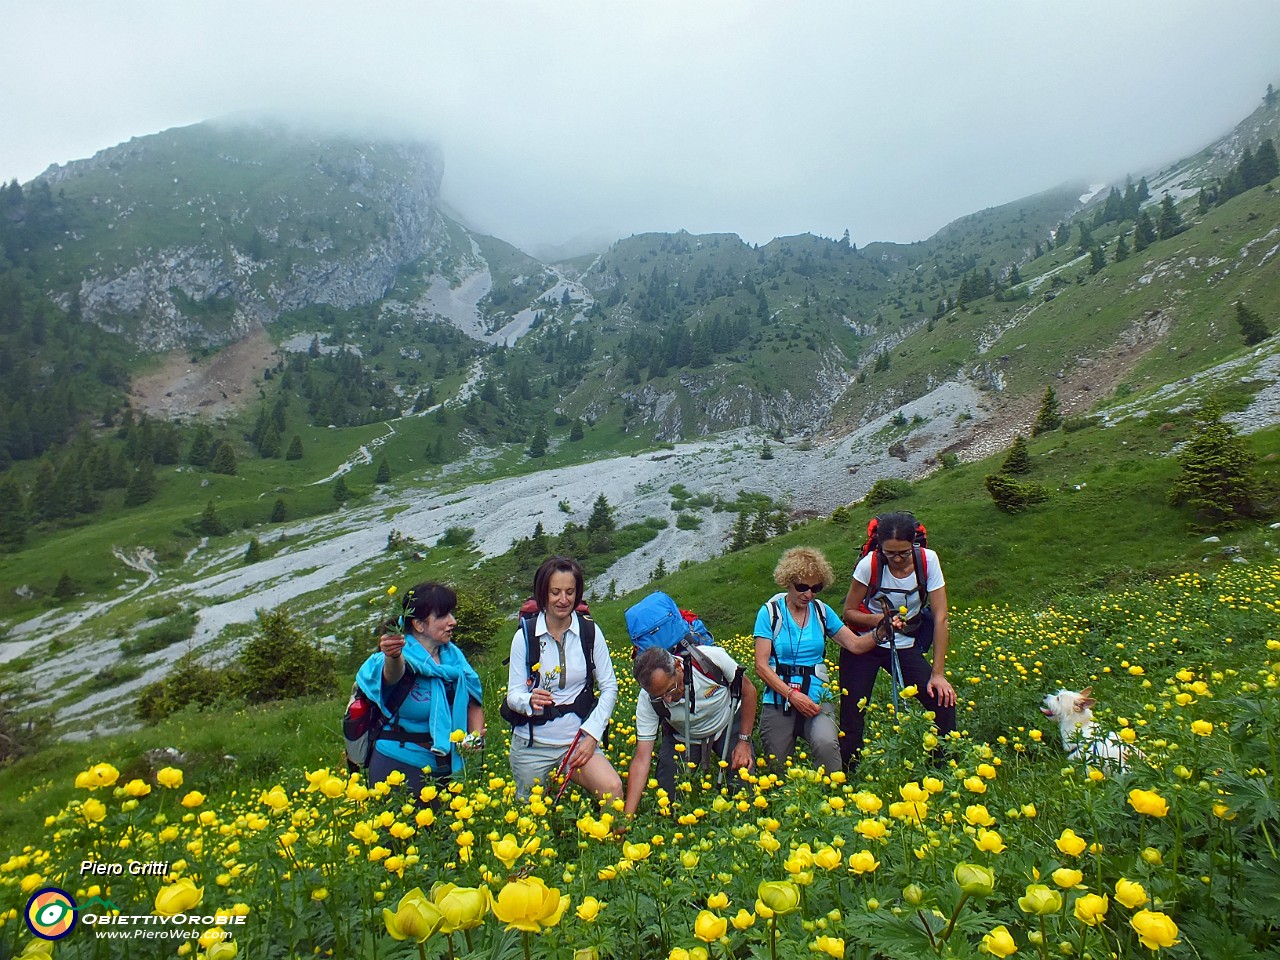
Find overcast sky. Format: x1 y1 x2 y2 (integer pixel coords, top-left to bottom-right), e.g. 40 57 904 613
3 2 1278 254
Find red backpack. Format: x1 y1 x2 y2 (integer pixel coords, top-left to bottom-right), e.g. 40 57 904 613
856 515 930 632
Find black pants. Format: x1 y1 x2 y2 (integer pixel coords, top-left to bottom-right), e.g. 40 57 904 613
653 720 736 796
838 622 955 769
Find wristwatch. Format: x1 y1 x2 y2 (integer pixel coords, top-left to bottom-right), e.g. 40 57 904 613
737 734 751 743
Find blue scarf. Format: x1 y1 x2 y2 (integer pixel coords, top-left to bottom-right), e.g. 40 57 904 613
356 636 483 774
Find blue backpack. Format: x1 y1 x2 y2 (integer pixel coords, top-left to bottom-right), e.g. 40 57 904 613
625 591 715 653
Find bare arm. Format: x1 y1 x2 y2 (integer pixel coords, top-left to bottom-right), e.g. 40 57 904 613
842 579 881 631
755 634 819 718
831 624 877 655
467 699 485 737
925 584 956 707
623 738 655 816
380 634 406 684
730 677 758 772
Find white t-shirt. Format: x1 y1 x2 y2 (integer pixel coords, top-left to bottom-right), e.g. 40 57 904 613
852 547 944 649
634 645 740 743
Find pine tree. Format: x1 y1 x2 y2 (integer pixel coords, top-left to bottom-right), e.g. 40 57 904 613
333 476 351 504
269 498 288 523
1157 194 1183 240
1234 299 1271 346
1114 233 1130 263
1256 139 1279 183
569 419 585 442
587 494 615 534
1134 211 1156 251
650 557 667 581
375 458 391 485
258 421 282 458
760 439 774 460
1168 401 1264 528
123 457 157 507
1000 435 1032 475
1089 246 1107 274
285 435 304 461
199 500 228 536
244 537 263 564
210 442 237 476
728 512 751 552
1031 386 1062 436
53 570 79 601
187 423 213 467
528 422 548 459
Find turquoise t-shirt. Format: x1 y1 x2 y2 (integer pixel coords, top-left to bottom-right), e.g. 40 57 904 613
753 595 844 704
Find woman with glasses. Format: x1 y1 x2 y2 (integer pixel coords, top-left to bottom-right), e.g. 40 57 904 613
754 547 879 774
839 511 956 770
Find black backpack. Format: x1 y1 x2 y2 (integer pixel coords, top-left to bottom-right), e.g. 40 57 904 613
343 666 434 772
498 599 600 745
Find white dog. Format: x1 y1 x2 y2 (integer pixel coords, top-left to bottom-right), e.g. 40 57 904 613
1040 687 1131 769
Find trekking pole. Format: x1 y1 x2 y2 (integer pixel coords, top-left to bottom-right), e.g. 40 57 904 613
552 729 583 803
878 599 903 716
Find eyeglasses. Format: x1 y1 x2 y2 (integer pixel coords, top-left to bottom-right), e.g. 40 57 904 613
654 678 684 705
881 549 914 561
792 582 822 594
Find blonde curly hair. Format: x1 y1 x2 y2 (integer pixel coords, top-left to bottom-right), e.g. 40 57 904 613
773 547 835 591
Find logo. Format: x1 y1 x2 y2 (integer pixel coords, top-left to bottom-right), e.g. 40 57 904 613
25 887 78 941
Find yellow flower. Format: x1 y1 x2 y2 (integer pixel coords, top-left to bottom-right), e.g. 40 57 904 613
1130 909 1180 949
623 841 652 862
669 949 708 960
730 909 756 930
311 888 329 902
963 776 987 794
387 585 398 596
1190 720 1213 737
965 804 995 827
155 878 204 916
1114 878 1148 910
899 781 928 802
1017 884 1062 916
81 798 107 823
76 762 121 790
900 684 919 698
982 924 1017 958
953 863 995 897
1128 789 1169 818
854 818 887 840
156 767 184 789
922 776 944 794
1055 828 1087 857
974 829 1006 854
1140 847 1163 866
694 910 727 943
902 883 924 906
206 940 238 960
383 887 444 942
706 892 729 909
853 791 882 813
491 876 568 932
432 883 490 932
450 729 466 744
813 934 846 957
491 834 529 869
123 779 152 798
1052 868 1083 889
848 850 880 875
756 880 800 915
1074 893 1108 926
181 791 205 808
814 847 842 871
576 896 603 922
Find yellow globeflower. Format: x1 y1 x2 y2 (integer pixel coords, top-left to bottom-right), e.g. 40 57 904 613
383 887 444 942
757 880 800 915
1052 868 1083 889
1140 847 1163 866
622 841 652 862
848 850 880 875
963 776 987 795
206 940 238 960
706 892 730 909
1055 828 1087 857
1017 884 1062 916
155 878 204 916
669 949 708 960
973 829 1006 854
575 896 603 922
813 934 846 958
432 883 491 932
982 924 1017 958
1114 878 1148 910
814 847 842 871
1190 720 1213 737
1128 789 1169 818
491 876 568 932
1074 893 1109 926
855 818 887 841
853 792 882 813
181 791 205 809
1130 909 1180 949
156 767 184 789
123 779 152 798
491 834 529 869
730 909 756 930
81 799 107 824
964 804 995 827
694 910 727 943
953 863 995 897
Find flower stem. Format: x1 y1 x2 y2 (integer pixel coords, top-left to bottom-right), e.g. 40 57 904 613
939 892 969 943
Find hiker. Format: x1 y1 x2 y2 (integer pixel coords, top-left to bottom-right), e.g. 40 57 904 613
504 556 624 802
839 511 957 769
356 582 484 796
623 643 758 816
755 547 880 774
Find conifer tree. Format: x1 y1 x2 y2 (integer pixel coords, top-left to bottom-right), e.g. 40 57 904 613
333 476 351 504
123 457 157 507
270 498 288 523
1114 233 1130 263
199 500 228 536
1134 210 1156 251
1256 139 1279 183
375 458 391 485
258 421 282 458
728 512 751 552
761 439 774 460
1031 386 1062 436
528 422 548 459
569 419 585 442
53 570 79 601
651 557 667 581
187 423 213 467
587 494 615 534
1168 401 1264 528
1234 299 1271 346
1000 435 1032 475
285 435 304 461
244 537 262 564
0 476 26 550
1089 246 1107 274
1157 194 1183 240
210 442 237 476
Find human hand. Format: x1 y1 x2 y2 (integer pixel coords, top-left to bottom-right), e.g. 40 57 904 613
568 732 598 769
529 688 555 710
379 634 406 659
928 675 956 708
730 741 753 771
790 691 821 718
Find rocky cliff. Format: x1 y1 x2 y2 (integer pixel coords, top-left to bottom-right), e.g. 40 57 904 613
38 123 444 350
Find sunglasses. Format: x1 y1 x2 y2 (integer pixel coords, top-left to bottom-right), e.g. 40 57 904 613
792 582 823 594
881 549 914 561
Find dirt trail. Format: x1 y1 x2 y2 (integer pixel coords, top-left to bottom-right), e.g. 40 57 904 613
130 322 281 420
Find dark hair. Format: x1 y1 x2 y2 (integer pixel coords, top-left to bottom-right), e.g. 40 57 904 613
634 646 677 690
875 511 921 545
532 556 584 612
402 582 457 623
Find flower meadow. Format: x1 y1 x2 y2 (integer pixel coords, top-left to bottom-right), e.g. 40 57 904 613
2 562 1278 960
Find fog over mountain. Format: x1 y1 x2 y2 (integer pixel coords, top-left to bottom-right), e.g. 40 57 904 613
2 0 1278 255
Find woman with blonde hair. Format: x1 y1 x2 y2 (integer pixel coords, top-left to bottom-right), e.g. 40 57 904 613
754 547 881 773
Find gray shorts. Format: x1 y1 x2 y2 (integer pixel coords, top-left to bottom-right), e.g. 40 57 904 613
758 700 841 775
509 735 574 800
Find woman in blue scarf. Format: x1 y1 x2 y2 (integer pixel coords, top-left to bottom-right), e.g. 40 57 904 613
356 582 484 797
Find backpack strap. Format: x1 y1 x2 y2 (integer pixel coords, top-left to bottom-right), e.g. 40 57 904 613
372 665 437 748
